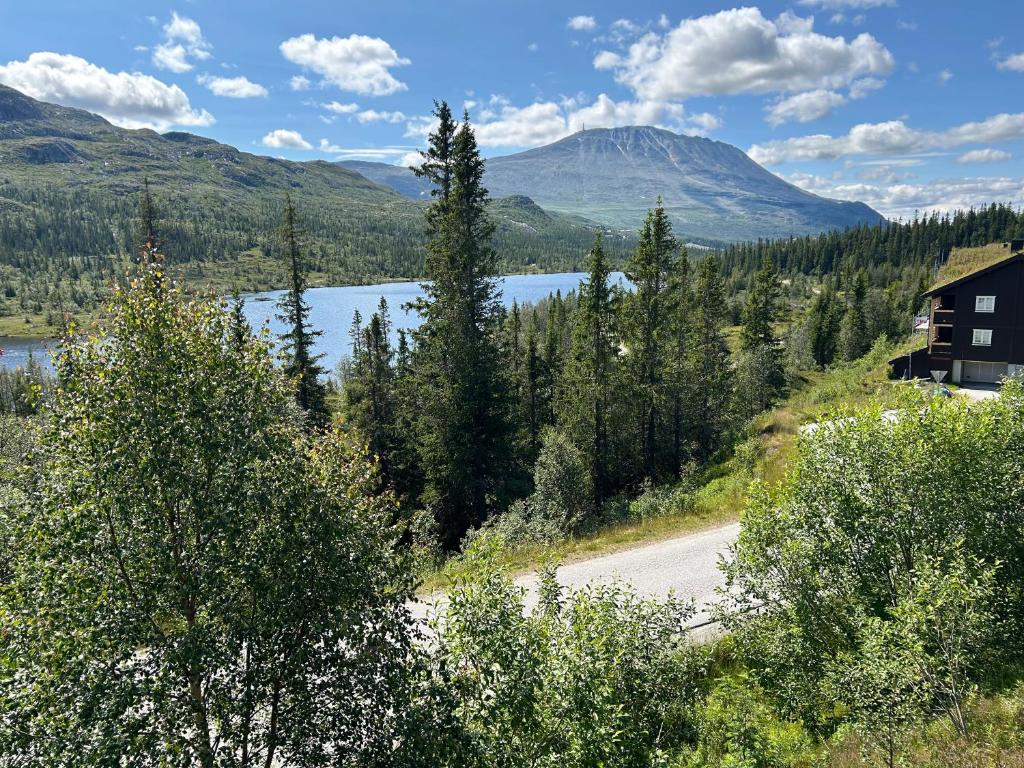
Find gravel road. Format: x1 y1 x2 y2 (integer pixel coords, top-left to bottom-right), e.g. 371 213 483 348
412 521 741 630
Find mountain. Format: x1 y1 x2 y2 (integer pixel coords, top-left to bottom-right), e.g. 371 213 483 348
341 126 884 242
0 84 621 326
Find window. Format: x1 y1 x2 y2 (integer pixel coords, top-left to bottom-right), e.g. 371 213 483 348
973 329 993 346
976 295 996 313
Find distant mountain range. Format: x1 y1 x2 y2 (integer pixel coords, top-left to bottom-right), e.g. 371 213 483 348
0 84 613 291
341 126 884 242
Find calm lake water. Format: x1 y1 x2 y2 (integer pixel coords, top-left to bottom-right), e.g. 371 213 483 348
1 271 627 374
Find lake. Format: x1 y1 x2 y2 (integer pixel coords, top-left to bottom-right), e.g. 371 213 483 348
1 271 627 374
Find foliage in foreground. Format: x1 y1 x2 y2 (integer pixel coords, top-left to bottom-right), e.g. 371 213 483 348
0 264 418 767
724 379 1024 764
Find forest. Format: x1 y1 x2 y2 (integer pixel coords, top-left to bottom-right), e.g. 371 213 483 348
2 103 1024 767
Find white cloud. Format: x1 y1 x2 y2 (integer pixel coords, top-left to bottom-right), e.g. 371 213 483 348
687 112 723 133
153 12 211 74
410 93 717 149
318 139 419 161
355 109 406 124
290 75 311 91
998 53 1024 72
197 74 267 98
0 51 213 130
766 89 847 126
279 33 409 96
938 68 953 84
399 151 423 169
322 100 359 114
152 44 192 73
261 129 312 150
956 148 1012 164
785 171 1024 220
527 42 539 52
595 8 893 101
403 115 440 141
797 0 894 8
749 113 1024 164
567 15 597 32
848 76 884 98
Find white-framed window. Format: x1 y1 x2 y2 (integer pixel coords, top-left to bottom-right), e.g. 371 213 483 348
975 295 996 313
973 328 993 346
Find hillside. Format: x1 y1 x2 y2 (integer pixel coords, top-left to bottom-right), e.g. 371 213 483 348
0 85 624 333
341 126 884 242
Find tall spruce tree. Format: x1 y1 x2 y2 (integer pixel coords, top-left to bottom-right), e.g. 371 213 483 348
344 298 399 487
557 232 619 508
137 177 159 259
523 311 544 464
740 256 782 351
622 200 675 483
808 280 843 367
838 268 871 361
736 256 785 417
688 256 733 461
663 247 693 478
410 103 512 551
276 196 329 427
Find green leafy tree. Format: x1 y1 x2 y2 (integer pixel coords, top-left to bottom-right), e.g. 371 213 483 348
724 384 1024 728
410 103 512 550
0 262 419 767
276 196 329 427
434 537 702 767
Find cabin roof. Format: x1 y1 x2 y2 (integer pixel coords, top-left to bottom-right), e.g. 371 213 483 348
923 249 1024 297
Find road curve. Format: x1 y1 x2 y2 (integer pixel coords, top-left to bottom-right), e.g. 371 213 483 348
412 521 740 629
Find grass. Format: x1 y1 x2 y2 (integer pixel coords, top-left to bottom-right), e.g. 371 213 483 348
0 313 62 338
419 338 911 594
930 242 1016 292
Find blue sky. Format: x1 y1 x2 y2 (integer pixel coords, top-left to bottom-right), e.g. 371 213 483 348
2 0 1023 218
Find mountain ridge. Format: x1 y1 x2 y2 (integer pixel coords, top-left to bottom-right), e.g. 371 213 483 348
0 84 619 289
341 125 884 242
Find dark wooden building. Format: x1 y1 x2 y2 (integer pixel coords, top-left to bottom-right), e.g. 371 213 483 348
921 240 1024 384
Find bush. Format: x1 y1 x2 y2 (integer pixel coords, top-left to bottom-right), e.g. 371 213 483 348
724 381 1024 730
434 536 707 767
683 673 817 768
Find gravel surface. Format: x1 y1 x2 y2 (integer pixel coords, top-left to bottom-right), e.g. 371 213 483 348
412 521 741 630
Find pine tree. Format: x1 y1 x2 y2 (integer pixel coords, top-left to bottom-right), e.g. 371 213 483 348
688 256 733 461
229 290 250 351
343 298 401 491
663 247 692 477
740 256 782 351
622 200 675 482
557 232 619 509
136 177 159 259
838 268 871 361
276 196 329 428
410 104 512 551
523 311 544 464
736 255 785 417
808 281 843 367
